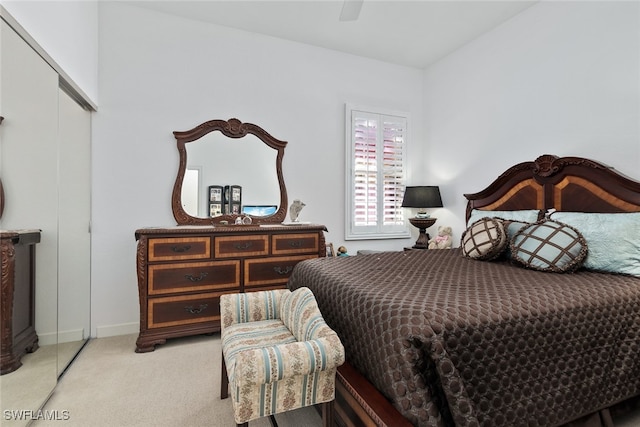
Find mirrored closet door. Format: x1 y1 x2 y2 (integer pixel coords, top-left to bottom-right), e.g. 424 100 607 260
0 15 91 426
57 88 91 376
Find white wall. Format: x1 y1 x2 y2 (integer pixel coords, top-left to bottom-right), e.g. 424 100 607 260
8 0 639 337
91 2 423 336
0 1 99 104
423 1 640 242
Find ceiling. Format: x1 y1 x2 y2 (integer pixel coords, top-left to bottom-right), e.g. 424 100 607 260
128 0 538 69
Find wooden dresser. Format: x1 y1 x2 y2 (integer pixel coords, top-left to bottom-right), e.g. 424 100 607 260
1 229 40 374
134 224 326 352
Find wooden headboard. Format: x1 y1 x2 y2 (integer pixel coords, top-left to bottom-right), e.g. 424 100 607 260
464 154 640 221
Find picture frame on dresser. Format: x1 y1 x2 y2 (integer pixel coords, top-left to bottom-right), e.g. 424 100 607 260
224 184 241 215
209 203 222 218
326 242 335 257
209 185 222 202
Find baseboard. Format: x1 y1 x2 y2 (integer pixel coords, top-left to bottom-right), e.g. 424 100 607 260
38 331 57 346
58 328 86 343
36 329 87 345
95 322 139 338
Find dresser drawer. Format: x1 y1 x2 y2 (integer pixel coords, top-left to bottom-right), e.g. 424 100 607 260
244 255 317 288
214 235 269 258
148 292 230 329
148 237 211 262
272 233 320 255
148 260 240 295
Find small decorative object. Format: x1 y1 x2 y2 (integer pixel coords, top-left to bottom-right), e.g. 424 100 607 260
242 216 252 225
235 216 243 225
337 246 348 256
289 199 306 222
326 243 336 257
428 226 453 249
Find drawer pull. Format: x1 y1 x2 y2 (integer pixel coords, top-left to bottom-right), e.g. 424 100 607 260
234 242 253 250
288 241 302 248
273 266 293 275
171 245 192 253
184 272 208 282
184 304 208 315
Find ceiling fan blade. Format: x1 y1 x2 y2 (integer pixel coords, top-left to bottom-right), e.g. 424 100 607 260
339 0 364 22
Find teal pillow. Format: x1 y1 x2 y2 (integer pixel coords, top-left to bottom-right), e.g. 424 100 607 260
511 219 588 273
467 209 541 227
502 220 530 259
551 212 640 276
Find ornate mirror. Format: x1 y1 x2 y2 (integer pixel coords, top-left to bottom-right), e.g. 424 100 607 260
172 118 288 225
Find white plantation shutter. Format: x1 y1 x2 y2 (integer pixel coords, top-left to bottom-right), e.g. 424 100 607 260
346 105 409 240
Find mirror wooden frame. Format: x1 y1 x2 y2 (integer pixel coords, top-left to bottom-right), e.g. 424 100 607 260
0 178 4 219
172 118 288 225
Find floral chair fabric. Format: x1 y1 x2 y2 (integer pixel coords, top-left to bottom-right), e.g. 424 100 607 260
220 287 345 425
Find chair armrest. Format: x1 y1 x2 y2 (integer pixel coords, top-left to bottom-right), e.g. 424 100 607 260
233 334 345 385
220 289 289 329
280 286 331 341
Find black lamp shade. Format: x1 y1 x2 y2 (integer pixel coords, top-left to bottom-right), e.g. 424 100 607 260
401 186 443 208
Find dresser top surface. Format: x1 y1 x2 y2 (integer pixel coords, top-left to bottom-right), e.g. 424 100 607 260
135 224 327 240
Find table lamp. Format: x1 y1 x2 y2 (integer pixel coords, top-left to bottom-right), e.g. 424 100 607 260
402 186 443 249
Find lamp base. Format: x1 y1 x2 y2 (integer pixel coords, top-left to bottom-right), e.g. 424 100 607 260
408 217 437 250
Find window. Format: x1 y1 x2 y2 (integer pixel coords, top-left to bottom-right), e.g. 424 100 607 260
345 105 409 240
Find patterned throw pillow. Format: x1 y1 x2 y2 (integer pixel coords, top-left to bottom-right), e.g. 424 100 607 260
461 217 507 261
510 219 588 273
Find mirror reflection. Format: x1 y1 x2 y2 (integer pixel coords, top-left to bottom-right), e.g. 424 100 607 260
0 70 91 425
182 133 280 218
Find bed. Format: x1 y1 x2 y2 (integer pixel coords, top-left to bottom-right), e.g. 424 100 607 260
287 154 640 427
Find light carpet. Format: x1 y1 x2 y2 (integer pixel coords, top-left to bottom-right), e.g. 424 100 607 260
32 333 320 427
25 333 640 427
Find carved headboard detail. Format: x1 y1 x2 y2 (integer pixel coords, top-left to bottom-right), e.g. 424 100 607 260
464 154 640 221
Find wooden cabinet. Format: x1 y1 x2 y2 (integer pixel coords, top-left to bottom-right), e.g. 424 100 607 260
0 230 41 375
134 224 326 352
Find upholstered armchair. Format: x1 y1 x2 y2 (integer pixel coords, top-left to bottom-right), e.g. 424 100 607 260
220 287 345 427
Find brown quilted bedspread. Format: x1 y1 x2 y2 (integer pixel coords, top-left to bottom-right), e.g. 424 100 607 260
287 249 640 427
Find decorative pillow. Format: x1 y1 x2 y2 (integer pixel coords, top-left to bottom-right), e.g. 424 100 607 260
467 209 541 227
551 212 640 276
510 219 588 273
502 220 530 259
461 217 507 260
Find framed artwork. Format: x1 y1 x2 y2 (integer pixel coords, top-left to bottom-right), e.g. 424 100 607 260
208 185 224 217
224 185 242 214
231 187 241 202
209 203 222 217
209 185 223 202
